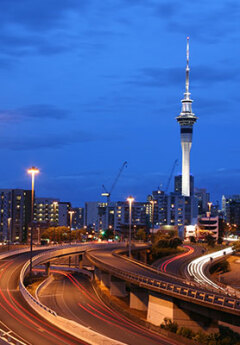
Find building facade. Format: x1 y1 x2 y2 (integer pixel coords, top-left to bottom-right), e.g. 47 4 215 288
72 207 84 229
195 188 210 215
34 198 71 228
197 213 219 241
222 195 240 226
114 201 150 235
0 189 31 242
151 190 198 228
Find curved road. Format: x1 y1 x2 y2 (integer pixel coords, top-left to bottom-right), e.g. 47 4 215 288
38 270 180 345
0 252 87 345
153 245 204 277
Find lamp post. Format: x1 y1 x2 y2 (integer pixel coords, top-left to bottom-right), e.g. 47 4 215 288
207 202 212 219
150 200 156 241
7 217 11 251
69 210 74 244
127 196 134 258
27 166 39 277
53 201 58 243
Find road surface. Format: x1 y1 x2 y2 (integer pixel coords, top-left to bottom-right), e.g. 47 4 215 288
38 269 181 345
0 252 88 345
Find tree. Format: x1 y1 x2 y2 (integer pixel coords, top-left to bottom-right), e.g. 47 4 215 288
189 236 196 243
135 229 146 241
100 228 114 240
233 240 240 252
205 233 216 247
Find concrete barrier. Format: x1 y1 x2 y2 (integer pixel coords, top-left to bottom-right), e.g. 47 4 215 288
19 243 126 345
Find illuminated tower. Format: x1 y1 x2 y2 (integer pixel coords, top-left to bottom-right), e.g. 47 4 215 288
176 37 197 197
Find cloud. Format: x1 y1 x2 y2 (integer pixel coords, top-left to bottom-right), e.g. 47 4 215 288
55 171 103 180
0 127 119 151
0 1 89 58
0 0 87 32
127 65 239 88
0 104 69 122
165 1 240 42
0 129 94 151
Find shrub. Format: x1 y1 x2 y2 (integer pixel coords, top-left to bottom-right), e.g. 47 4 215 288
176 326 194 339
161 317 178 333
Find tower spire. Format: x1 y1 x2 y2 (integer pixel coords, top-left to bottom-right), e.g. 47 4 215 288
185 36 190 98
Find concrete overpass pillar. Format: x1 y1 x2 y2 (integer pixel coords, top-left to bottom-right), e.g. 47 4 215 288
94 267 101 281
110 276 127 297
44 262 50 276
130 287 148 311
147 292 218 333
140 250 147 264
75 254 83 268
101 272 111 288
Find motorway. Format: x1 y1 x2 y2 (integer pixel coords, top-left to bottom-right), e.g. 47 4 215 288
0 251 87 345
152 245 204 276
38 270 180 345
86 246 240 315
0 244 239 345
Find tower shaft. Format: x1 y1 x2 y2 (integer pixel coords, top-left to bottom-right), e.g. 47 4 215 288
181 142 191 196
176 37 197 197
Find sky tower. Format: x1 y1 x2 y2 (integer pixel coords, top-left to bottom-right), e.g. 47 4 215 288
176 37 197 197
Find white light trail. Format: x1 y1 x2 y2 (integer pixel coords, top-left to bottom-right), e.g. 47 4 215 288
187 247 233 292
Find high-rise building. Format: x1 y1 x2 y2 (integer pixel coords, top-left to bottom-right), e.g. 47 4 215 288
59 202 71 227
150 189 198 228
34 198 60 225
176 38 197 197
174 175 194 196
84 202 99 228
222 195 240 226
0 189 31 242
72 207 84 229
195 188 210 215
34 198 71 227
114 201 150 234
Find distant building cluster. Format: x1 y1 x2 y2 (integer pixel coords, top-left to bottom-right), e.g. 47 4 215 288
0 40 236 245
0 189 84 243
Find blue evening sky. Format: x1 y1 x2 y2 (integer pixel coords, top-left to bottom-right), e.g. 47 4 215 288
0 0 239 206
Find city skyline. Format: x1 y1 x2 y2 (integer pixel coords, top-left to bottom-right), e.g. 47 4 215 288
0 1 239 205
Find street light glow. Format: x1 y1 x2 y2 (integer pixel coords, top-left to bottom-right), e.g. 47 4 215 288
127 196 134 204
27 166 40 176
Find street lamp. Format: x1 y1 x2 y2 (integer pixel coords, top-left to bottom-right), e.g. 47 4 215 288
207 202 212 219
150 200 156 241
127 196 134 258
27 166 39 277
208 202 212 213
69 210 75 244
7 218 11 251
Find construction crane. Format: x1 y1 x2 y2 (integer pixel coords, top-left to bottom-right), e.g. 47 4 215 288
102 161 128 203
165 159 178 193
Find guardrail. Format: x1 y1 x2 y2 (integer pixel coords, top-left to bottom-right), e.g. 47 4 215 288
86 250 240 315
0 244 63 260
19 243 126 345
112 247 198 288
0 330 29 345
187 247 233 291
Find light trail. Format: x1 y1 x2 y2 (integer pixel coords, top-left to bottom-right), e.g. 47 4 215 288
0 261 87 345
160 245 194 272
35 268 179 345
187 247 233 292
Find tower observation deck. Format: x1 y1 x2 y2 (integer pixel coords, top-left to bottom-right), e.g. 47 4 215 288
176 37 197 197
